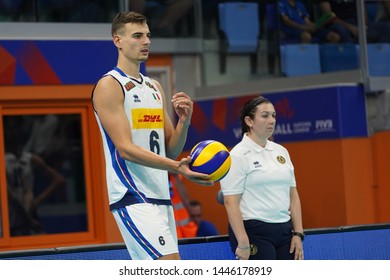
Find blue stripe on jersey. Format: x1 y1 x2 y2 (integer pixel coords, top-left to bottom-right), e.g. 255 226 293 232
114 66 127 77
114 149 148 202
113 66 143 84
110 195 172 211
103 128 148 204
116 207 162 260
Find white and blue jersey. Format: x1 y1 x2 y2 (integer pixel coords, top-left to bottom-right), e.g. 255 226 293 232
93 67 171 211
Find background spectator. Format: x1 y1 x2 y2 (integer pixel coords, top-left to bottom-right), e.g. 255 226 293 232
188 200 219 237
318 0 390 43
279 0 340 43
376 1 390 23
127 0 193 37
316 0 354 42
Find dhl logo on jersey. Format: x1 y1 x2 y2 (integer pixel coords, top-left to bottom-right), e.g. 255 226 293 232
132 108 164 129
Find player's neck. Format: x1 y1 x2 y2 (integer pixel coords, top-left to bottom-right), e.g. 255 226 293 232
116 62 140 79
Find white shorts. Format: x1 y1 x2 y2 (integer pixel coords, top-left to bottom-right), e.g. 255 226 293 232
112 203 178 260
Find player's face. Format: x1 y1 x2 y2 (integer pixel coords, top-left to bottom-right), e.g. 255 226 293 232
117 22 151 62
249 103 276 140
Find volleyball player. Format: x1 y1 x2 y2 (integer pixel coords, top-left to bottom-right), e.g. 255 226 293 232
91 11 212 260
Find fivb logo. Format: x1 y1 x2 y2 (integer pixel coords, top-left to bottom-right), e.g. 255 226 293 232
315 119 334 132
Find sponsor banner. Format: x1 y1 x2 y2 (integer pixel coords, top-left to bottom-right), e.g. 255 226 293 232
185 85 367 150
0 40 146 85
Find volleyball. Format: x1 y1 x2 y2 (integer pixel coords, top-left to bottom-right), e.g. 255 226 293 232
189 140 231 182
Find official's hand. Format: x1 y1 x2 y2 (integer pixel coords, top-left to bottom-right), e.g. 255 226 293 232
235 245 250 260
290 236 304 260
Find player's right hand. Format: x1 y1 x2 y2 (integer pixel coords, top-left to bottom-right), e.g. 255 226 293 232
177 156 214 186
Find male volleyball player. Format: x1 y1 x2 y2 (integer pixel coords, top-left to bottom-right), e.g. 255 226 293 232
91 11 212 260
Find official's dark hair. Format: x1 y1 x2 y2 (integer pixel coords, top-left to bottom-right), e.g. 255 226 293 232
240 96 272 135
111 11 147 37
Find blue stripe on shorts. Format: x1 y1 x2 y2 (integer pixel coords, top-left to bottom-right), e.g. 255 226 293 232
116 207 162 260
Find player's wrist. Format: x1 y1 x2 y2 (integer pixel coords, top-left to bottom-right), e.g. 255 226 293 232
177 117 191 127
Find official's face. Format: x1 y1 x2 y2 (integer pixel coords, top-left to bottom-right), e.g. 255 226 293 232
249 103 276 140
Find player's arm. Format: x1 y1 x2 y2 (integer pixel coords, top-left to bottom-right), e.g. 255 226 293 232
153 79 192 160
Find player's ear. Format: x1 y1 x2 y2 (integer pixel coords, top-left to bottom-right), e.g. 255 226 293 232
113 35 122 48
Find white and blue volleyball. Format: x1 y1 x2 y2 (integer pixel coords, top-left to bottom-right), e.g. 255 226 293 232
189 140 231 182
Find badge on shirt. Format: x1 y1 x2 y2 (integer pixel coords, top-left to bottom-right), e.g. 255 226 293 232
250 244 258 256
277 155 286 164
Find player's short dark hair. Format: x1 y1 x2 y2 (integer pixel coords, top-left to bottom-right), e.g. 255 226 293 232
111 11 147 37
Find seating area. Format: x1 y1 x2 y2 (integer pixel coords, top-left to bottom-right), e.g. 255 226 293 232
367 43 390 76
320 43 359 73
216 1 389 77
280 43 321 76
279 43 390 77
218 2 260 74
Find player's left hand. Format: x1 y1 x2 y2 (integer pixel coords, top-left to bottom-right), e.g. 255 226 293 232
171 92 193 124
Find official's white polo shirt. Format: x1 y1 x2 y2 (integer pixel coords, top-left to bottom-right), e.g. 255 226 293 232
220 134 296 223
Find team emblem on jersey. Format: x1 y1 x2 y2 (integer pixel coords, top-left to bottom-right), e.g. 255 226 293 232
145 81 157 91
151 92 161 103
250 244 258 256
277 156 286 164
125 81 135 91
145 81 161 103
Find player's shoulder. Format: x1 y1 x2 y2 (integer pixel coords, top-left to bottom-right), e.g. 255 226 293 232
93 75 124 103
147 76 162 88
95 74 121 90
144 75 164 94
